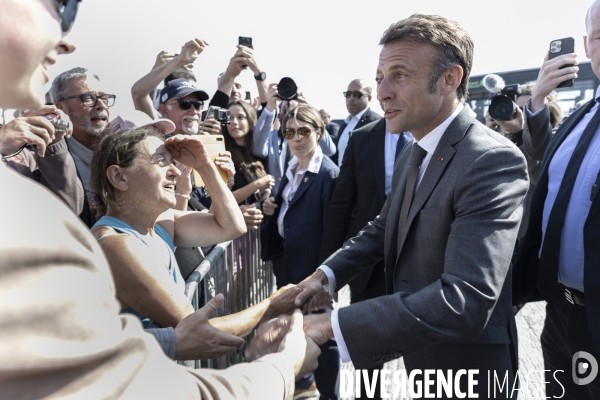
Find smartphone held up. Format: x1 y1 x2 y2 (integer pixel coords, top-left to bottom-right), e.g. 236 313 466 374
549 37 575 88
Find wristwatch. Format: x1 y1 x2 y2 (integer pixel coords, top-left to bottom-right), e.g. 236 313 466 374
254 72 267 81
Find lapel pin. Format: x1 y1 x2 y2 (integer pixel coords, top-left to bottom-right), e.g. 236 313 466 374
438 156 444 161
304 177 309 182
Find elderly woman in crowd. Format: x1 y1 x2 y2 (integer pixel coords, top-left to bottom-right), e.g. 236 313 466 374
89 128 299 338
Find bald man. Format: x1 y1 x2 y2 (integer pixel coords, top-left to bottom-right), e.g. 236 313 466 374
330 79 382 166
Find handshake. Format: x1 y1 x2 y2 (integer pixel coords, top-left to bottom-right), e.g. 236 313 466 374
246 271 336 378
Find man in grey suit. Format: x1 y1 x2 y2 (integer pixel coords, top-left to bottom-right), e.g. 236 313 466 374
295 14 529 397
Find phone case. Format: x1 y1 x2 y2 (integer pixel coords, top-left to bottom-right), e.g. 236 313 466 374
193 135 229 186
549 37 575 88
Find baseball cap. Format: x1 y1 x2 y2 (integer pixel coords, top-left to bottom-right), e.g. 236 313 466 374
108 110 176 135
159 78 209 104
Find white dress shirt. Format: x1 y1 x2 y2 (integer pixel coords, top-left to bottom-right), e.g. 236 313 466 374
321 103 464 363
337 107 368 167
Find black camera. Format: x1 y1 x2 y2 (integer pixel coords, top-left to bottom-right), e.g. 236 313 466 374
277 77 298 101
483 74 522 121
214 108 231 125
205 106 231 125
489 84 522 121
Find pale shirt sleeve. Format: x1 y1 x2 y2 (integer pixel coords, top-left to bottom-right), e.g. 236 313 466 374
317 265 351 362
252 107 275 159
318 128 336 156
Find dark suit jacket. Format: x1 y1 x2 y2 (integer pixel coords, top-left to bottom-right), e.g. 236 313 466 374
263 156 339 284
513 98 600 353
325 122 340 141
330 108 382 165
319 119 407 297
323 105 529 369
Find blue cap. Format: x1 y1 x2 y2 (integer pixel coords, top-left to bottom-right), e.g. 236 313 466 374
159 78 209 104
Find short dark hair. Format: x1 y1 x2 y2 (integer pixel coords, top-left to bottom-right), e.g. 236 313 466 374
90 128 161 218
164 68 196 85
379 14 473 101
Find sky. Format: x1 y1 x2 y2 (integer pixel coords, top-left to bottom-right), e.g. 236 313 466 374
36 0 594 121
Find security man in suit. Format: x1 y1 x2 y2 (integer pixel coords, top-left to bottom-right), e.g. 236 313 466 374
294 14 528 398
513 2 600 397
330 79 382 166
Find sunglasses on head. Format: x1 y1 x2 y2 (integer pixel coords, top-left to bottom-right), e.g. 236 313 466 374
343 91 368 99
283 126 313 139
54 0 80 32
175 99 204 111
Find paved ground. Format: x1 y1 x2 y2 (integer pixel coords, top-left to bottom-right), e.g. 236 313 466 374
331 286 548 400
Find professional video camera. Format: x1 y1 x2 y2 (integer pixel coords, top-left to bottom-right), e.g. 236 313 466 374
483 74 522 121
277 77 298 101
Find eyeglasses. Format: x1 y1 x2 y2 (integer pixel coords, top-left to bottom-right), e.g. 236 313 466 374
283 126 313 139
343 91 369 99
54 0 81 32
59 93 116 108
174 99 204 111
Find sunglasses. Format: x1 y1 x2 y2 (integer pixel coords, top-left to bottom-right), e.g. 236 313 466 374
283 126 313 139
175 99 204 111
343 91 369 99
54 0 80 32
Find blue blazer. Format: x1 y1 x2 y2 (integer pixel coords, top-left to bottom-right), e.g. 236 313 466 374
262 156 339 284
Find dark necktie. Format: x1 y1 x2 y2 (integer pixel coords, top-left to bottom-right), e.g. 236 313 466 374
395 132 411 161
397 142 428 255
538 101 600 298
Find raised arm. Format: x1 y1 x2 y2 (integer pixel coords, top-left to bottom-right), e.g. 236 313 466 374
163 135 246 247
217 46 248 100
244 46 269 104
252 84 278 159
131 39 208 119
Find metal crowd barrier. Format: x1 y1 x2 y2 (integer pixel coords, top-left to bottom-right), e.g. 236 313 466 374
180 228 275 369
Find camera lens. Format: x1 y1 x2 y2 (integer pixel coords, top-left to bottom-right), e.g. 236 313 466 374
489 95 517 121
277 77 298 101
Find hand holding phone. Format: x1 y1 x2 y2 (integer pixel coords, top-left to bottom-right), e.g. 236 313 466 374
238 36 253 48
549 37 575 88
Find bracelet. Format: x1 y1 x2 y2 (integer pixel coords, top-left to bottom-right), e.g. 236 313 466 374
1 144 27 162
175 192 191 200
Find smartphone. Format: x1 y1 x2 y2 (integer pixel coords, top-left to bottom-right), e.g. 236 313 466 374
238 36 253 48
549 37 575 88
192 135 229 185
245 91 251 101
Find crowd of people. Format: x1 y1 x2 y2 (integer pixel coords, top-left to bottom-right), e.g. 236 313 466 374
2 0 600 399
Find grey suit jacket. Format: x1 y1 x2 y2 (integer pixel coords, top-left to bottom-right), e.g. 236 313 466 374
324 105 529 369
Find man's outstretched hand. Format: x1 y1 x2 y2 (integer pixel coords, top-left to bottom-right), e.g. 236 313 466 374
295 270 332 313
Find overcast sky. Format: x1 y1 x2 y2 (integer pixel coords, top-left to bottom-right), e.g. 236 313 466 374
40 0 593 120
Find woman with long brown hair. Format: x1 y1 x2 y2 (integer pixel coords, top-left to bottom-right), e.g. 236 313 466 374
223 100 274 205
